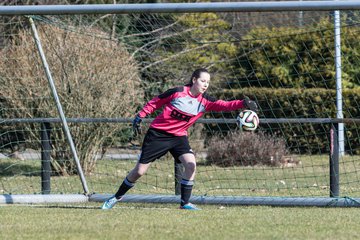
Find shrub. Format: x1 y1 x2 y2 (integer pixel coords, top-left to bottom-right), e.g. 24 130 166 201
234 18 360 89
0 23 143 175
206 131 293 167
214 87 360 155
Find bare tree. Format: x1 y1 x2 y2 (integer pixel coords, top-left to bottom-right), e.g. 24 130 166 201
0 23 143 174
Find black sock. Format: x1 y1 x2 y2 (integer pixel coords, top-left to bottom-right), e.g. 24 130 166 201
180 179 194 206
114 177 135 199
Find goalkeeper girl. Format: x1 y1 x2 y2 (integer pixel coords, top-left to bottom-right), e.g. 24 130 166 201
102 68 258 210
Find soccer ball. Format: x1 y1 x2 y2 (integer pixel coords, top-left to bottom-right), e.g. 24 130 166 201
237 110 259 131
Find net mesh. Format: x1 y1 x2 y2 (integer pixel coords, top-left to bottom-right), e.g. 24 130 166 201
0 9 359 202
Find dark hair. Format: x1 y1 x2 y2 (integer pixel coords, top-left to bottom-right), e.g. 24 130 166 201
186 68 209 86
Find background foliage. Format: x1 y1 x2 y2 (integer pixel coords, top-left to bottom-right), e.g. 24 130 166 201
206 131 289 167
233 18 360 89
215 87 360 154
0 24 142 174
1 1 360 176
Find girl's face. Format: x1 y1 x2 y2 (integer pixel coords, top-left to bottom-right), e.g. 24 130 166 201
191 72 210 96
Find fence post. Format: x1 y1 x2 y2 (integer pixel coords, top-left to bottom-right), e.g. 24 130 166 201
41 122 51 194
329 124 339 197
174 161 184 195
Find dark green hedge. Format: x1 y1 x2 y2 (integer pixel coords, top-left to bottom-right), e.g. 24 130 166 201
231 19 360 89
210 87 360 154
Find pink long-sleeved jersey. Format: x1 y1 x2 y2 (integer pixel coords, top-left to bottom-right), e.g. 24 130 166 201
138 85 245 136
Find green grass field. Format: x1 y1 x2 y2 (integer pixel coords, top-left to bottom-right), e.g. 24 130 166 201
1 202 360 240
2 154 360 197
1 155 360 239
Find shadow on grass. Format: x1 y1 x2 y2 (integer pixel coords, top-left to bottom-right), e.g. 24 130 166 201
32 205 100 210
0 161 41 177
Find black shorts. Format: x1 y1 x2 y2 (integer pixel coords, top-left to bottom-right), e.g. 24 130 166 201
138 128 194 164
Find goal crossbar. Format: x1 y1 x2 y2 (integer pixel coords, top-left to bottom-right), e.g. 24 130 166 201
1 1 360 15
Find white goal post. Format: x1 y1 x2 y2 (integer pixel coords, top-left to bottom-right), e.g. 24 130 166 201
1 1 360 207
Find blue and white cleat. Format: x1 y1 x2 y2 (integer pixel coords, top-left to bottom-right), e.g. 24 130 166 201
179 203 201 210
101 195 121 210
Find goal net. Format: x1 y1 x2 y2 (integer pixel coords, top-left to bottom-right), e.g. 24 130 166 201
1 2 360 207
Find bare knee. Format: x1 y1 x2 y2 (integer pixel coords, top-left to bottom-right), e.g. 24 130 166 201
131 169 145 179
184 161 196 173
179 153 197 180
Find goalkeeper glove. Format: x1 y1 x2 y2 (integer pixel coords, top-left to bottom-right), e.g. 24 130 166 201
244 96 259 112
132 114 142 136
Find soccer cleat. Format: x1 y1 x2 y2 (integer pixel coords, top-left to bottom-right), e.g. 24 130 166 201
101 195 121 210
179 203 201 210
